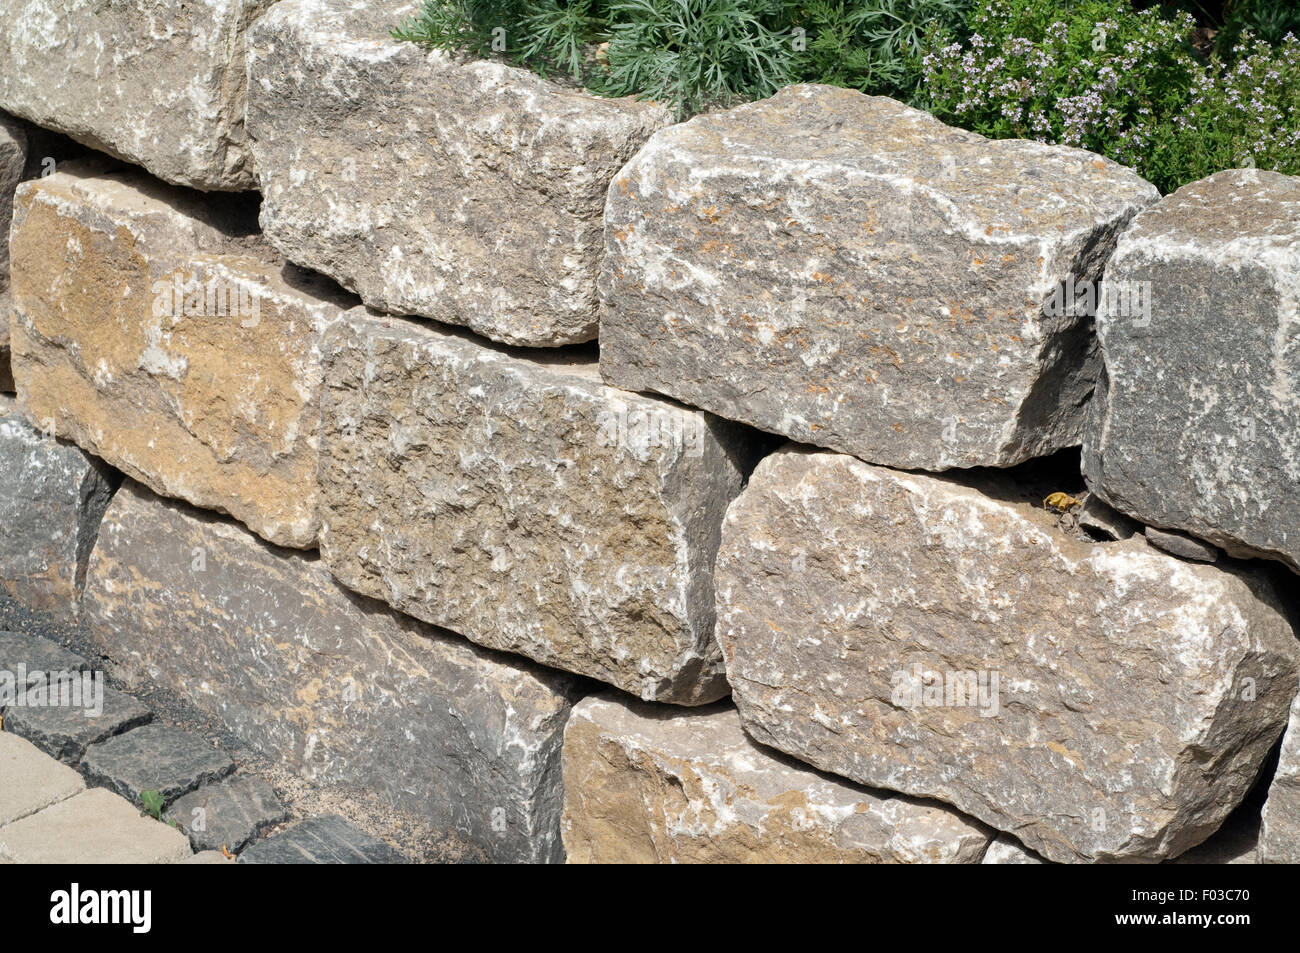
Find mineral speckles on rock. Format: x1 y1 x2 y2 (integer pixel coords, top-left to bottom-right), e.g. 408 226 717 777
1260 686 1300 863
82 481 579 863
8 165 344 549
317 308 745 705
560 693 992 863
1084 168 1300 573
0 0 270 191
599 85 1159 470
0 396 115 616
714 446 1300 863
245 0 671 346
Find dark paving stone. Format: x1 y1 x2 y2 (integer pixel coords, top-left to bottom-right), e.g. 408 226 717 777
4 678 151 763
82 723 234 807
167 774 290 853
0 630 91 692
238 815 408 864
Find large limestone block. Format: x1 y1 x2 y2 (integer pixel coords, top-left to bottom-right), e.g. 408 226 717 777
318 308 746 705
600 85 1159 470
245 0 670 346
0 395 114 614
1084 169 1300 573
715 447 1300 863
561 694 992 863
82 481 580 863
1260 686 1300 863
0 0 270 190
9 166 346 549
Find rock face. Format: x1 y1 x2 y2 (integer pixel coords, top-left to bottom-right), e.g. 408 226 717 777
715 447 1300 863
245 0 670 346
317 309 746 704
82 480 579 863
600 85 1159 470
561 694 992 863
1084 169 1300 573
0 0 269 190
0 396 115 615
0 112 27 393
1260 687 1300 863
8 166 346 549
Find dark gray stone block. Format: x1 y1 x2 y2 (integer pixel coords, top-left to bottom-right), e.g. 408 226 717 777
4 679 150 763
239 814 407 864
167 774 290 853
82 723 234 807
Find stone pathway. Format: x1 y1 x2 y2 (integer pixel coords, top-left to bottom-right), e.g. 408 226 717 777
1 627 408 863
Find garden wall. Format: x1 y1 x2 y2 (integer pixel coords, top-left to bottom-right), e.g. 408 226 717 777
1 0 1299 863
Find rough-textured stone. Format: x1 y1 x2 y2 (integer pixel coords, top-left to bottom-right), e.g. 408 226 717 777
715 447 1300 863
1077 492 1140 541
1145 526 1220 563
83 480 580 863
561 694 991 863
0 630 91 682
0 732 84 825
1084 169 1300 572
0 113 26 393
8 166 345 549
600 85 1158 470
181 850 234 864
0 0 270 190
0 396 115 614
0 786 191 863
1260 687 1300 863
4 680 151 764
246 0 670 346
981 834 1046 864
83 723 235 807
1172 807 1260 864
318 308 747 704
238 814 406 864
166 775 290 854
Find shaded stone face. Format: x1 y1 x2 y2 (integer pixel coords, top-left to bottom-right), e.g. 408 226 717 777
318 308 747 705
0 112 26 393
0 396 114 615
8 166 346 549
599 85 1159 470
1260 686 1300 863
561 694 992 863
0 0 269 191
245 0 670 347
1084 169 1300 574
715 447 1300 863
82 481 581 863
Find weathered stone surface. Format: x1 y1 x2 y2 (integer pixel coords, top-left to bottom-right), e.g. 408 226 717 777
318 309 746 704
181 850 233 865
0 629 91 682
246 0 670 346
1260 687 1300 863
9 166 345 549
600 85 1158 470
83 480 580 863
1077 492 1140 541
4 679 151 764
981 834 1045 864
561 694 991 863
1084 169 1300 572
715 447 1300 863
0 786 191 863
239 814 406 864
0 115 26 392
1145 526 1219 563
1172 807 1260 864
0 732 84 825
83 723 235 807
167 775 290 853
0 395 115 614
0 0 270 190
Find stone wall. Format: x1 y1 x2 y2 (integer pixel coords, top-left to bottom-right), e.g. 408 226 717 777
2 0 1298 864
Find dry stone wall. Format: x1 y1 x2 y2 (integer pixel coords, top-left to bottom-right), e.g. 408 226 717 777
1 1 1298 864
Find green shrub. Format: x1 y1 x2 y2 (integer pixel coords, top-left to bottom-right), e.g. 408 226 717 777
921 0 1300 192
